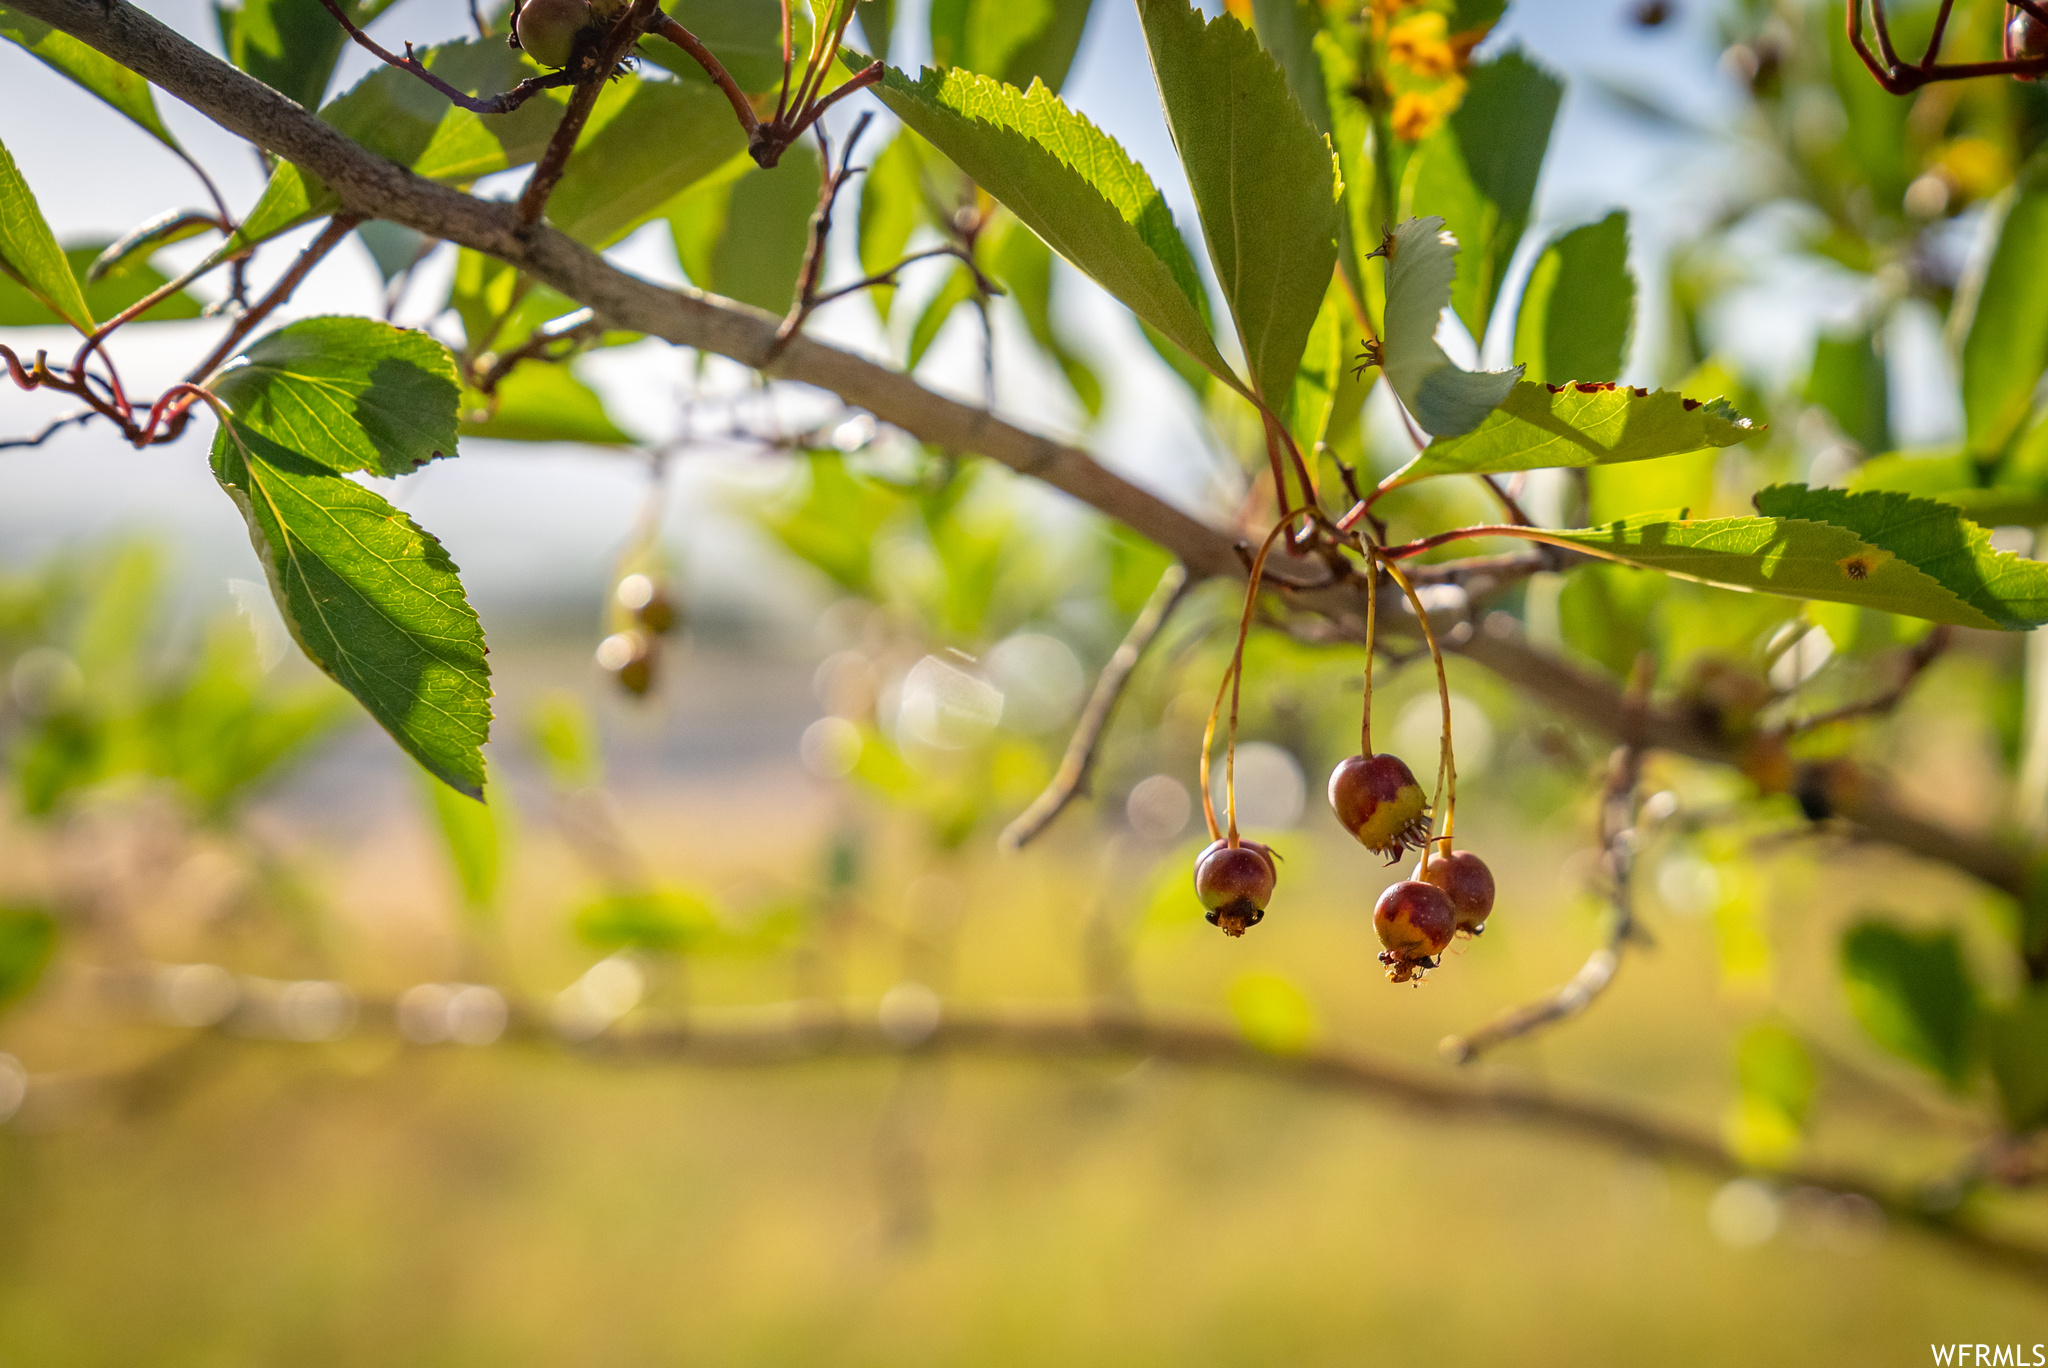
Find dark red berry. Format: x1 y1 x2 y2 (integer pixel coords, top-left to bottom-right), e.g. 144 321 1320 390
1374 879 1455 983
1328 753 1431 860
1194 838 1277 938
1414 849 1495 935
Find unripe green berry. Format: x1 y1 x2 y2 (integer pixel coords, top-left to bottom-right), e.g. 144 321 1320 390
515 0 592 69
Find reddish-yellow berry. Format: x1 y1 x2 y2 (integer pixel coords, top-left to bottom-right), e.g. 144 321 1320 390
2010 6 2048 75
1194 838 1277 938
1374 879 1455 983
1415 849 1495 935
1328 753 1431 860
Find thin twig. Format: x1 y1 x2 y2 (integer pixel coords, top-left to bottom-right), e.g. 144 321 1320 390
314 0 575 113
766 114 876 361
0 409 98 450
647 13 758 139
518 0 661 225
1444 719 1649 1063
185 214 359 385
1001 563 1192 851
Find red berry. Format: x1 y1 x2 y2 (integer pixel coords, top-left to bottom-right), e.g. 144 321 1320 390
1414 849 1495 935
1328 753 1431 860
1194 838 1277 938
1374 879 1455 983
2010 7 2048 74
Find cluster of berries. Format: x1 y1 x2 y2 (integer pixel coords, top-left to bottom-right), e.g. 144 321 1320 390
597 572 678 696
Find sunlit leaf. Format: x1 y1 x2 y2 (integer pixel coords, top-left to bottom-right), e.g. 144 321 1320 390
1386 381 1753 485
1136 0 1338 407
210 317 462 477
211 420 492 797
667 146 820 314
421 763 502 913
1513 211 1632 387
1379 216 1520 438
546 76 749 246
864 59 1236 393
1806 325 1889 455
0 243 204 328
1752 484 2048 632
0 134 91 332
1960 156 2048 456
459 362 635 446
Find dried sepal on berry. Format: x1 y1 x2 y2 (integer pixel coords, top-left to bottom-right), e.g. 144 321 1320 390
1374 878 1456 983
1328 753 1431 860
1194 838 1277 938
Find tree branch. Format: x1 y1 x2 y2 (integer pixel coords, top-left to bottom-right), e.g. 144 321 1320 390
14 0 2035 919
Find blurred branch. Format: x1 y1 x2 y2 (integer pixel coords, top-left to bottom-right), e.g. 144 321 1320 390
1001 563 1191 852
16 0 2039 933
38 968 2048 1287
1784 626 1951 736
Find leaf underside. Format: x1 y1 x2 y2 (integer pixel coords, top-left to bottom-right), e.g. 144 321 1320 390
1388 382 1754 486
1380 216 1520 438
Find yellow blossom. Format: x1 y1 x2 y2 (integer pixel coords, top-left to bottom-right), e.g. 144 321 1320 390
1391 92 1444 141
1388 12 1456 78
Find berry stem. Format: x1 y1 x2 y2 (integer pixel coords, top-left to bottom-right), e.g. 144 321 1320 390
1380 558 1455 870
1361 554 1378 757
1201 510 1313 847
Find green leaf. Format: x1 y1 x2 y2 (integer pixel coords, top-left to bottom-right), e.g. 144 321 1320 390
217 0 361 111
459 362 635 445
863 59 1235 392
229 39 579 253
88 210 220 283
0 135 92 332
908 262 979 370
545 76 750 246
1988 986 2048 1131
1841 918 1980 1089
1402 48 1561 341
1386 380 1753 485
575 886 718 954
210 420 492 797
0 4 181 148
1752 484 2048 632
0 904 56 1011
421 763 501 912
1513 210 1633 387
930 0 1092 93
1286 279 1342 458
0 243 204 328
640 0 793 92
1539 508 2021 631
1315 33 1377 322
666 147 820 314
986 214 1102 417
528 690 602 788
1960 159 2048 457
758 453 908 595
1246 0 1333 138
209 317 461 477
1135 0 1338 407
1850 448 2048 528
1380 216 1520 438
1725 1021 1815 1165
855 0 894 63
1807 327 1890 455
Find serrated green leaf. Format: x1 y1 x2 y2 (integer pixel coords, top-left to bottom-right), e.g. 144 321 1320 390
1286 279 1342 458
545 77 749 246
0 4 180 148
1752 484 2048 632
1960 160 2048 457
211 420 491 797
1537 508 2014 630
1841 918 1980 1090
1380 216 1520 438
864 59 1236 393
0 244 203 328
1136 0 1337 408
1247 0 1333 138
1387 380 1753 485
1514 210 1633 386
1403 48 1560 342
0 135 91 332
459 362 634 446
210 317 461 477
